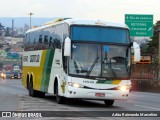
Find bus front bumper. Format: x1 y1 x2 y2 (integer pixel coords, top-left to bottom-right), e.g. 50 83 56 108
65 85 130 100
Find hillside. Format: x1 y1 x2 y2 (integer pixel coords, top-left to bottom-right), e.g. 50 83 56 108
0 17 54 28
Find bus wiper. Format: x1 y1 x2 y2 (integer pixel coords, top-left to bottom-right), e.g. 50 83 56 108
86 57 99 76
108 63 117 78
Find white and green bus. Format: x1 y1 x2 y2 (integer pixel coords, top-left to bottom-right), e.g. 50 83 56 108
22 18 140 106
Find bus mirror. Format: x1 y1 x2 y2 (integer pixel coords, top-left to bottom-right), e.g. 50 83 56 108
64 37 71 56
133 42 141 62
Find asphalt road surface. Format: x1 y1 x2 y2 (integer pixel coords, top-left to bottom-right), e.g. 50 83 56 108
0 78 160 120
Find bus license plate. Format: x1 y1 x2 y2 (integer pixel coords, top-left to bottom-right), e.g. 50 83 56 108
95 93 105 97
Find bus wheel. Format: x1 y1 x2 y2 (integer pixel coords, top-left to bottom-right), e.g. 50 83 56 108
104 100 114 106
28 80 36 97
56 83 65 104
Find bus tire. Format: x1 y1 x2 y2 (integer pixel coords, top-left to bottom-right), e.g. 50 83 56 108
56 83 65 104
28 80 37 97
104 100 114 106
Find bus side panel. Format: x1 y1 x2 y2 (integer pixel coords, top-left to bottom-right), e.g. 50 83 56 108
41 49 55 92
48 49 62 94
22 50 46 91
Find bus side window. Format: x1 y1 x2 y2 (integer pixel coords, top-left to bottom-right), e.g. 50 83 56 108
49 37 53 48
38 35 43 50
39 35 42 43
62 42 68 73
34 32 39 50
53 38 61 49
54 25 62 49
33 38 37 50
44 35 48 49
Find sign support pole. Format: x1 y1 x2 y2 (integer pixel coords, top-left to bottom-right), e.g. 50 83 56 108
158 28 160 79
159 30 160 65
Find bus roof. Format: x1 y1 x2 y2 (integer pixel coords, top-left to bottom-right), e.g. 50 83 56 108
26 18 129 33
65 19 128 28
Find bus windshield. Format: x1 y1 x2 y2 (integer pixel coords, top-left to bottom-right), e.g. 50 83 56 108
71 26 129 44
69 43 130 79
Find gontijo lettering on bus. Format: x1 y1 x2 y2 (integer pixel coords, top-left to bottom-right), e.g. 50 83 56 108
30 55 40 62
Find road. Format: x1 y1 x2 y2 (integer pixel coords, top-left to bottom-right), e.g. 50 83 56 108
0 78 160 119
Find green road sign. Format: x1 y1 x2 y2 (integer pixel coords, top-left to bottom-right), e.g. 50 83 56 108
125 14 153 37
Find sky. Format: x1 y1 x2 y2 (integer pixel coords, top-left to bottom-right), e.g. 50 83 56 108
0 0 159 24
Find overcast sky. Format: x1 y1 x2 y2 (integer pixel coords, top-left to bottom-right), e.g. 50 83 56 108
0 0 159 23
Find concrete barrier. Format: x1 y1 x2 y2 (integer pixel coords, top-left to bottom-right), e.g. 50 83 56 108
131 80 160 93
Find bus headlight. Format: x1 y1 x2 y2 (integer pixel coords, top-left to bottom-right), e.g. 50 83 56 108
68 82 84 88
118 86 130 92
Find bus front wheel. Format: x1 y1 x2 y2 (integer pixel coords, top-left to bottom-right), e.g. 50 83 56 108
56 83 65 104
104 100 114 106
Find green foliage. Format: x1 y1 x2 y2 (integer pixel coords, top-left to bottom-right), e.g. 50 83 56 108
140 43 148 55
5 27 11 36
144 20 160 64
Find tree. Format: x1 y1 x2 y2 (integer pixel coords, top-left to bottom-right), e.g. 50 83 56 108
5 27 11 36
144 20 160 64
140 43 148 55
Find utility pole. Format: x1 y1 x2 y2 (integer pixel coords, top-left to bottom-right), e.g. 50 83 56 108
159 31 160 65
29 12 33 29
158 24 160 79
12 19 14 37
158 26 160 65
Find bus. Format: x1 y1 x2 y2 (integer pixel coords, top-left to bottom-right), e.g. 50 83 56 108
22 18 140 106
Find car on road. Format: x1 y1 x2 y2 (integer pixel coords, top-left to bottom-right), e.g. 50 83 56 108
5 71 11 78
10 72 21 79
0 71 6 79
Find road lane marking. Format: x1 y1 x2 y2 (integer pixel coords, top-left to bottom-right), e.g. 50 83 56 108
130 94 159 98
10 92 16 94
135 104 160 110
18 95 24 112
